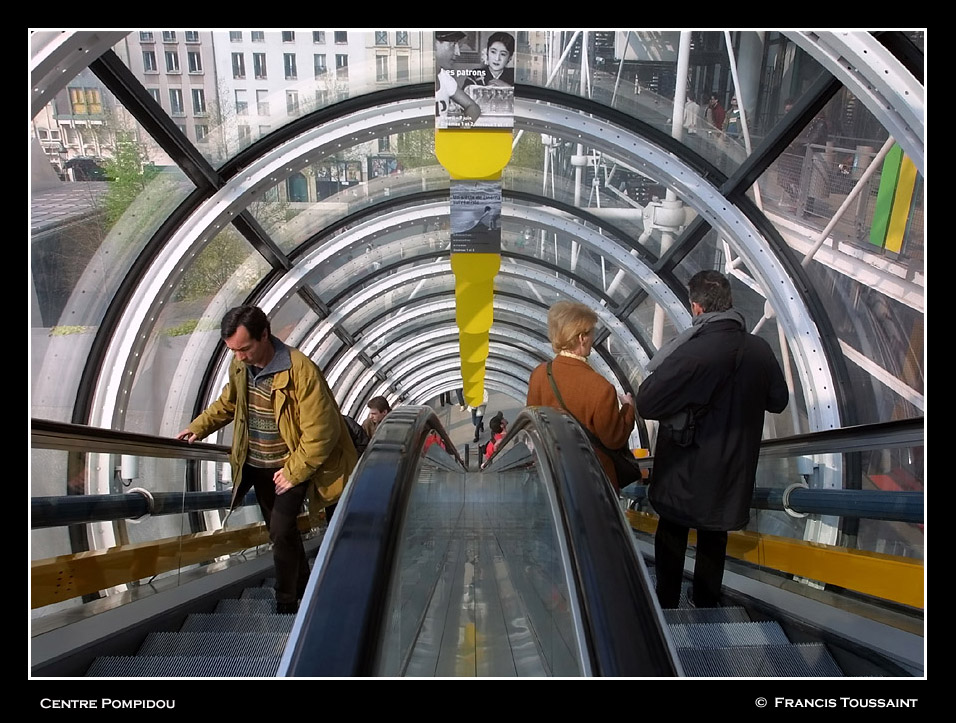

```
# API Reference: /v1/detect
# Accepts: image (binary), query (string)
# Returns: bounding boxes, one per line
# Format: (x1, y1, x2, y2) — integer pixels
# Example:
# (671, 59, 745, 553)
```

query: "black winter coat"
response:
(635, 319, 789, 531)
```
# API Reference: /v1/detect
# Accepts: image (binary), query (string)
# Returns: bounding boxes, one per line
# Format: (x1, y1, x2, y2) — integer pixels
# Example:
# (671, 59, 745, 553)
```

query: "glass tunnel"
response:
(30, 30, 925, 679)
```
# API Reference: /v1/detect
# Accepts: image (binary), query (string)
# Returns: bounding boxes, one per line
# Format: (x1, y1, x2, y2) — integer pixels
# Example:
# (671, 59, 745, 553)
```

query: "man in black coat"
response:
(635, 271, 789, 608)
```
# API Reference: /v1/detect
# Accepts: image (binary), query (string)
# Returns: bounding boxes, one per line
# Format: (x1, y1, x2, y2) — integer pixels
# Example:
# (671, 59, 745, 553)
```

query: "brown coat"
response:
(527, 355, 635, 489)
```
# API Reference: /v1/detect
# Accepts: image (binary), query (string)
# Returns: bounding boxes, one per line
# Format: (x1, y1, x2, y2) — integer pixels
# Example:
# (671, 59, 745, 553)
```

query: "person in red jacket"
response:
(483, 412, 508, 463)
(705, 93, 725, 132)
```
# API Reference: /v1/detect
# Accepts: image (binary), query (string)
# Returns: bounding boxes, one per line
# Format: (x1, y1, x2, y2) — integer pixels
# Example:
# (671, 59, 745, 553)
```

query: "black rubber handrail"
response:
(281, 405, 463, 676)
(283, 405, 678, 677)
(514, 406, 678, 677)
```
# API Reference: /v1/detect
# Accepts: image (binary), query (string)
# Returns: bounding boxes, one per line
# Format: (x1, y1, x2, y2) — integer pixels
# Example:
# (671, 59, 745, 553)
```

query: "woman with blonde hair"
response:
(526, 300, 636, 490)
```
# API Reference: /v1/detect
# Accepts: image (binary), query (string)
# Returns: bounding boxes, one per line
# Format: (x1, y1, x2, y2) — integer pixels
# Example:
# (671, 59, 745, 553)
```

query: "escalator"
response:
(30, 409, 923, 678)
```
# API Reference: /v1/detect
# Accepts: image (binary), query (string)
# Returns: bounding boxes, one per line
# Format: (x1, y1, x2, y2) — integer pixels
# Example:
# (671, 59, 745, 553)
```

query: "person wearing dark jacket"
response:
(635, 271, 789, 608)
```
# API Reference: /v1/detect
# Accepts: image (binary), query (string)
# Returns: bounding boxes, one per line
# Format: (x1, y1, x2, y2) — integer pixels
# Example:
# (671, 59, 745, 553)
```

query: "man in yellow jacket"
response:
(177, 305, 357, 615)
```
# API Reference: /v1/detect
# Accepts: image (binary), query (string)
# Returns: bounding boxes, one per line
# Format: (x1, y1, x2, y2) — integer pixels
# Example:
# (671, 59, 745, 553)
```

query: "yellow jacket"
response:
(188, 343, 357, 511)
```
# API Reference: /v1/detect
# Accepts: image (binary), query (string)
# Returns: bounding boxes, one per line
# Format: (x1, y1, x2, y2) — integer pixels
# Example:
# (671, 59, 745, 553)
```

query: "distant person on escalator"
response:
(362, 396, 391, 439)
(635, 271, 789, 609)
(483, 412, 508, 464)
(526, 300, 635, 491)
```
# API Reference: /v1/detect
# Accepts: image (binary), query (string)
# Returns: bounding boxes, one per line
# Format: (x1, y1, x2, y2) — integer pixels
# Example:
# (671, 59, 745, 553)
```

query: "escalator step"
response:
(669, 621, 790, 649)
(664, 607, 751, 625)
(137, 632, 289, 657)
(215, 598, 279, 614)
(86, 655, 282, 678)
(180, 614, 295, 633)
(678, 643, 844, 677)
(241, 587, 276, 600)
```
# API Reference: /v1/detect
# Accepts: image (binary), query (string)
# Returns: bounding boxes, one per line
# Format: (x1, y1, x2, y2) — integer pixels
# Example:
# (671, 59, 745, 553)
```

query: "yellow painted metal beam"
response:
(625, 510, 923, 609)
(30, 515, 318, 609)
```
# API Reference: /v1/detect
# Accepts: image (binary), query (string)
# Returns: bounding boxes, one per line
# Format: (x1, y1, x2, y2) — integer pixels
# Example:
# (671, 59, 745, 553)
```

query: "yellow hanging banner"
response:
(434, 31, 516, 408)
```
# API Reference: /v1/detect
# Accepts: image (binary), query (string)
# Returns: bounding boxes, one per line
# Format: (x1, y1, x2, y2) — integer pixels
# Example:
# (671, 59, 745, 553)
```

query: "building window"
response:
(378, 137, 391, 152)
(169, 88, 184, 116)
(282, 31, 295, 42)
(253, 52, 267, 79)
(139, 32, 154, 43)
(147, 88, 161, 105)
(69, 87, 102, 115)
(313, 31, 325, 44)
(237, 125, 251, 142)
(192, 88, 206, 115)
(315, 89, 329, 106)
(259, 125, 271, 137)
(314, 54, 327, 77)
(162, 31, 177, 43)
(229, 31, 242, 42)
(284, 53, 297, 80)
(287, 172, 308, 202)
(235, 89, 248, 115)
(232, 52, 245, 79)
(286, 90, 300, 116)
(334, 31, 348, 44)
(257, 89, 270, 116)
(396, 31, 409, 46)
(185, 31, 200, 43)
(143, 50, 157, 73)
(375, 31, 388, 46)
(396, 54, 409, 82)
(336, 54, 349, 80)
(251, 31, 265, 42)
(165, 50, 180, 73)
(376, 54, 388, 82)
(195, 124, 209, 142)
(187, 51, 202, 74)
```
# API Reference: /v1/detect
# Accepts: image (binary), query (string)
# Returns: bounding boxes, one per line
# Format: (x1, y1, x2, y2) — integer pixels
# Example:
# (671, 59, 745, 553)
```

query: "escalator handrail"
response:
(281, 405, 464, 676)
(514, 406, 678, 677)
(622, 484, 923, 523)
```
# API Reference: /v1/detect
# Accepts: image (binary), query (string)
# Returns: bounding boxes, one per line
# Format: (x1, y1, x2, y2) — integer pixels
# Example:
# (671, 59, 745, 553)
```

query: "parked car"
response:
(64, 157, 110, 182)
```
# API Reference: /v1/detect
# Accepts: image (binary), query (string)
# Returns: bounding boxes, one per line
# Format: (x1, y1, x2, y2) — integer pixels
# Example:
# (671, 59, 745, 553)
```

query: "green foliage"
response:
(395, 129, 438, 171)
(510, 131, 545, 170)
(173, 228, 253, 302)
(48, 325, 93, 336)
(101, 131, 159, 227)
(164, 319, 199, 337)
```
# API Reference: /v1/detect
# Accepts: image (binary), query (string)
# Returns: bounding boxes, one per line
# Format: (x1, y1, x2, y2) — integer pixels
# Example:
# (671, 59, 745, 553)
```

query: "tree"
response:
(100, 131, 158, 227)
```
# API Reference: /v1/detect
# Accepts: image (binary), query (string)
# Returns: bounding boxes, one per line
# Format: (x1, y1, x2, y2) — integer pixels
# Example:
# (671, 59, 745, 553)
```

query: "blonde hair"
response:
(547, 301, 598, 353)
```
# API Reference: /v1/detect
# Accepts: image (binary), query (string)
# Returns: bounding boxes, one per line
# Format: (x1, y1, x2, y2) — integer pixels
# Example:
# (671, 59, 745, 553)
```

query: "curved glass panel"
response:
(113, 30, 433, 167)
(125, 224, 271, 435)
(515, 31, 830, 174)
(31, 82, 194, 423)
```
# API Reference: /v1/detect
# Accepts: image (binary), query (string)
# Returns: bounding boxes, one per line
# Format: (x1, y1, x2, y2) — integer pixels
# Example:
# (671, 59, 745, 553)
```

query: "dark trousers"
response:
(654, 516, 728, 608)
(244, 465, 310, 605)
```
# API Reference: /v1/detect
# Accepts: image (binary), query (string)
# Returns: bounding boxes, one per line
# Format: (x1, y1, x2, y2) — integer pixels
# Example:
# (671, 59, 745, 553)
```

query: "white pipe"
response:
(800, 136, 897, 268)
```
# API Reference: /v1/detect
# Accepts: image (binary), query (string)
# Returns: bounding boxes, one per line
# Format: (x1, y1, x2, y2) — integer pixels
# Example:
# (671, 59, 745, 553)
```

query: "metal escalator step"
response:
(664, 607, 751, 625)
(241, 587, 276, 599)
(137, 632, 289, 657)
(678, 643, 845, 677)
(669, 621, 790, 649)
(215, 598, 278, 614)
(86, 655, 282, 677)
(180, 614, 295, 633)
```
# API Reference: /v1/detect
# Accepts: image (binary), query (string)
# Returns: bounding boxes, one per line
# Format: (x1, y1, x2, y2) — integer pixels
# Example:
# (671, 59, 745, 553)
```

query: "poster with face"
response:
(435, 31, 515, 130)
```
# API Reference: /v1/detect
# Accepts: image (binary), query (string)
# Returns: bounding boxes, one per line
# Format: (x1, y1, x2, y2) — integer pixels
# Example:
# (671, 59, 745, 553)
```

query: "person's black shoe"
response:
(276, 601, 299, 615)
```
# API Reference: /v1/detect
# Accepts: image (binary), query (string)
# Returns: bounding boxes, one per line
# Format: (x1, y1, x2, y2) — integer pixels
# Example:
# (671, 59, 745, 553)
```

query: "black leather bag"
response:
(660, 408, 697, 448)
(546, 361, 643, 486)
